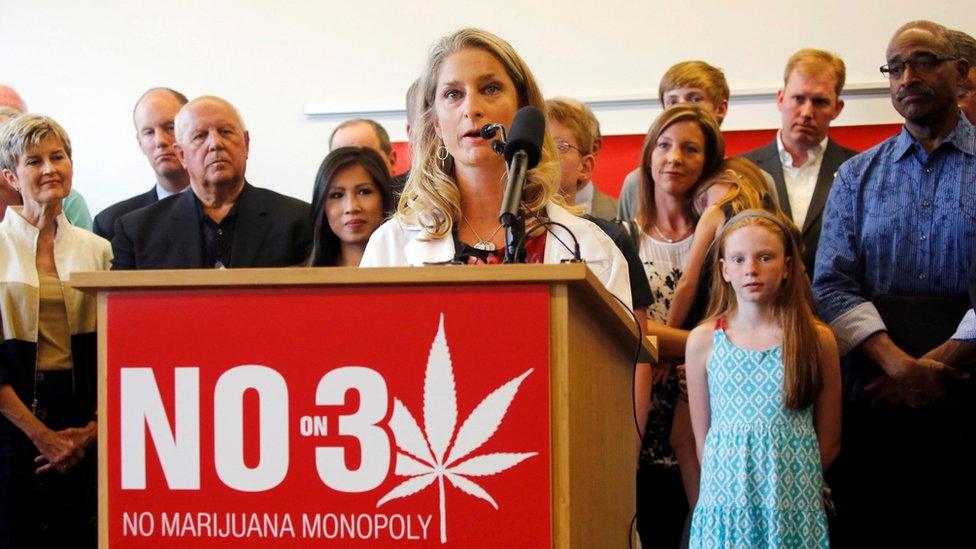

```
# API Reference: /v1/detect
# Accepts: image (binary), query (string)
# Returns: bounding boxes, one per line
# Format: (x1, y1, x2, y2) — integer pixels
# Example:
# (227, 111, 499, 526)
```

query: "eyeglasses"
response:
(555, 141, 586, 155)
(880, 54, 956, 78)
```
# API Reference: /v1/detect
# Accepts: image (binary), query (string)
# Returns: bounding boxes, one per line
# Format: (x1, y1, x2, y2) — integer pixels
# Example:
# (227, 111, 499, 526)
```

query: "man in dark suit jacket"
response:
(742, 49, 857, 275)
(94, 88, 191, 240)
(112, 95, 311, 269)
(94, 188, 157, 240)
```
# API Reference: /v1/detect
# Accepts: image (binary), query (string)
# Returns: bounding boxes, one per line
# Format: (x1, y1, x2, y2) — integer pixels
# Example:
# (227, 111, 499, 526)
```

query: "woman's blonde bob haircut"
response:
(0, 114, 72, 173)
(396, 28, 560, 239)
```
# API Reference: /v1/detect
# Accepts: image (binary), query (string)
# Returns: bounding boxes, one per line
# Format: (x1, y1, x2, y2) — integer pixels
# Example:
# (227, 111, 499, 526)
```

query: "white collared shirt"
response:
(777, 131, 828, 229)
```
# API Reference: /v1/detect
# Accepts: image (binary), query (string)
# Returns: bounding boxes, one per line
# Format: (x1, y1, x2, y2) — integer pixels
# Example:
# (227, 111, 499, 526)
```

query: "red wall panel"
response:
(391, 123, 902, 199)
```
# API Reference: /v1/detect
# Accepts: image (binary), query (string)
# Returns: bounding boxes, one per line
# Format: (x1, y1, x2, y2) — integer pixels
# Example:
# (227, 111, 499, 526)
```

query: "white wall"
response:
(2, 0, 973, 214)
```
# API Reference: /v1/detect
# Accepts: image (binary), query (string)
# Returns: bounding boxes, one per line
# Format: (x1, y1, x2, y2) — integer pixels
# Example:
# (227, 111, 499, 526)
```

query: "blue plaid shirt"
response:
(814, 114, 976, 355)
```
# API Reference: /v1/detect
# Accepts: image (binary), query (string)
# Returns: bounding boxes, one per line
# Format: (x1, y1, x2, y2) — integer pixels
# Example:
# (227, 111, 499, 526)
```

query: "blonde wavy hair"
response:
(694, 157, 775, 217)
(397, 28, 561, 239)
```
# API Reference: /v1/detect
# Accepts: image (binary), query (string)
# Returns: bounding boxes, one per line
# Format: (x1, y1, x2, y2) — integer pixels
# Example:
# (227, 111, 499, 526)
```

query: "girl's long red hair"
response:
(705, 213, 822, 409)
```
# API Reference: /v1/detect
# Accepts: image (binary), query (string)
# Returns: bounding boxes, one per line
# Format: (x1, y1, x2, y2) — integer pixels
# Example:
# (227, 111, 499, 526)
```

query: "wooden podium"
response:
(73, 264, 656, 548)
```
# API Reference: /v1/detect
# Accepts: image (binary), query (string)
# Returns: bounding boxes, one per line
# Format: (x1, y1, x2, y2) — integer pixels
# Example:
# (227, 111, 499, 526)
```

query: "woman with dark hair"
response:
(307, 146, 393, 266)
(629, 104, 724, 548)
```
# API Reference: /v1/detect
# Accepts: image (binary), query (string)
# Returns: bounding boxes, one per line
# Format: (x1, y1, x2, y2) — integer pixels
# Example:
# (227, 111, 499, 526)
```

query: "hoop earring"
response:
(436, 142, 449, 168)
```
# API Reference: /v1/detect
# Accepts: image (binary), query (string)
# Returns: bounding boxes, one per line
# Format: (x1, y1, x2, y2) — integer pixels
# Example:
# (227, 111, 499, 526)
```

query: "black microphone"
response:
(499, 107, 545, 227)
(502, 106, 545, 169)
(499, 106, 546, 262)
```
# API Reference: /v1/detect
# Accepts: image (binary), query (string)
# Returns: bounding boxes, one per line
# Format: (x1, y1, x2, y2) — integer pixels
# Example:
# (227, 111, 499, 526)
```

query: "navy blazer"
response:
(111, 183, 311, 270)
(93, 187, 158, 241)
(742, 138, 857, 276)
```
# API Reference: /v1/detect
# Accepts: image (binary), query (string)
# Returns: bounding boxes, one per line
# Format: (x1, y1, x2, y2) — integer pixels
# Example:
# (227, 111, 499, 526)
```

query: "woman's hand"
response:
(676, 363, 688, 399)
(63, 421, 98, 451)
(32, 422, 95, 474)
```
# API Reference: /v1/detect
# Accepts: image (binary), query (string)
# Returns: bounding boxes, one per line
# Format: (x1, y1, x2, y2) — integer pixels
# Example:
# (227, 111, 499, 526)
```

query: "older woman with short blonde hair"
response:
(0, 114, 110, 547)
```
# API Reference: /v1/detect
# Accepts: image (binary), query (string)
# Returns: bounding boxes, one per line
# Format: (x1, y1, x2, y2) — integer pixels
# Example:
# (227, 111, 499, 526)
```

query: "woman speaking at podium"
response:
(0, 114, 109, 547)
(360, 28, 632, 310)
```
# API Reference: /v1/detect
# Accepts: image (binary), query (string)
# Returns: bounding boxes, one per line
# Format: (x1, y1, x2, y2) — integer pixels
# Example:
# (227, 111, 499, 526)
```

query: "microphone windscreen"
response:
(504, 106, 545, 169)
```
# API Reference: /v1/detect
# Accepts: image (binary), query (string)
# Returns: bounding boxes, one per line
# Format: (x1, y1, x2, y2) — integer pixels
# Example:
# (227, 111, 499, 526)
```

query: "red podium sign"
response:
(104, 285, 551, 547)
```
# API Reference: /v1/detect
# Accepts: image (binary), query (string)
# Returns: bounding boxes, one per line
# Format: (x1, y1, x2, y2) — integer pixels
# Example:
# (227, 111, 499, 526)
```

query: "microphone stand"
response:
(500, 149, 528, 264)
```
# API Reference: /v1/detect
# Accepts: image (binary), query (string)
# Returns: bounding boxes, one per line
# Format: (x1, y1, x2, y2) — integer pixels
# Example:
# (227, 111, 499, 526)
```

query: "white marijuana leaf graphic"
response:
(376, 314, 537, 543)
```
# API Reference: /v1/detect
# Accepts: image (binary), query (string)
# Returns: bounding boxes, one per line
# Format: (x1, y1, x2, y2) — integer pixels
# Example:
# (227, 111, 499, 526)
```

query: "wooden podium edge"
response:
(71, 264, 589, 289)
(550, 284, 572, 547)
(550, 281, 641, 548)
(97, 293, 109, 548)
(71, 265, 656, 362)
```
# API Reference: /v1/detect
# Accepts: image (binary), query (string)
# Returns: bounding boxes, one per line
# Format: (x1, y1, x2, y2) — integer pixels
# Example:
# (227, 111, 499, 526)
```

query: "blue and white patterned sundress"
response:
(689, 322, 828, 549)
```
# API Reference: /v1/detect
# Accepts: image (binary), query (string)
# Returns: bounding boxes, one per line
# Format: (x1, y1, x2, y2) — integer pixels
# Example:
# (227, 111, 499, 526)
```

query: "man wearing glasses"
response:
(813, 19, 975, 547)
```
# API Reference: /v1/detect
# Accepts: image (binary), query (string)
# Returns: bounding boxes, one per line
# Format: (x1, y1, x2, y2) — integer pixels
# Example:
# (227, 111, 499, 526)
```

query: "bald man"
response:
(389, 79, 422, 197)
(93, 88, 191, 240)
(329, 119, 397, 174)
(111, 95, 311, 269)
(0, 85, 27, 112)
(0, 107, 23, 221)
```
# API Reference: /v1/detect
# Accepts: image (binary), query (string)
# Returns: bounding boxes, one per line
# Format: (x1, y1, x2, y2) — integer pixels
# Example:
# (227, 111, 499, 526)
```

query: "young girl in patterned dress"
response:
(685, 210, 841, 548)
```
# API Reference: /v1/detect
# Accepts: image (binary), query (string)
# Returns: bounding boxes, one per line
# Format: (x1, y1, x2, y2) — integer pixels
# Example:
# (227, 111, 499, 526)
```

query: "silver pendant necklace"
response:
(653, 223, 683, 244)
(463, 217, 504, 251)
